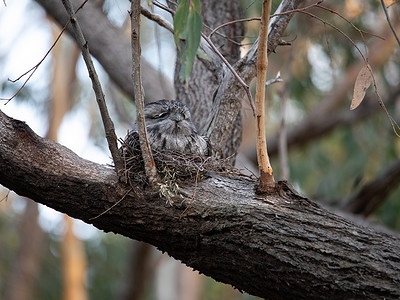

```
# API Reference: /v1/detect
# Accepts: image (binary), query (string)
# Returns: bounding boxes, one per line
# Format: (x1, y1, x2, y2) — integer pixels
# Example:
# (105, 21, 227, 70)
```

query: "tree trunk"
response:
(1, 110, 399, 299)
(4, 200, 44, 300)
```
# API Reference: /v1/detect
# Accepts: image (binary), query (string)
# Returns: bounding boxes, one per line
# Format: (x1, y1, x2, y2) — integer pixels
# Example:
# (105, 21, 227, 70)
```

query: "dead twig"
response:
(0, 0, 89, 104)
(89, 188, 133, 220)
(380, 0, 400, 48)
(208, 17, 261, 39)
(141, 6, 173, 33)
(131, 0, 159, 186)
(60, 0, 125, 180)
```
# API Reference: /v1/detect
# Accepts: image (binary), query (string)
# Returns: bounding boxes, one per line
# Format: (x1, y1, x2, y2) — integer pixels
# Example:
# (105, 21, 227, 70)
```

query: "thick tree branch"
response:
(36, 0, 174, 101)
(1, 110, 400, 299)
(342, 158, 400, 217)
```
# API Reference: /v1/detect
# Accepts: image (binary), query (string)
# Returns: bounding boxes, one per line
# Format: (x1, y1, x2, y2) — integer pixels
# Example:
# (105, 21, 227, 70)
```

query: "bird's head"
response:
(144, 99, 196, 135)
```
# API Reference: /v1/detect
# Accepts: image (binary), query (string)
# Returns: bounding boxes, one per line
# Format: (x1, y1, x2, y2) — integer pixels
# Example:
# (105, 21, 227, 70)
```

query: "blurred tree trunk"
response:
(4, 199, 44, 300)
(48, 24, 88, 300)
(62, 216, 88, 300)
(118, 241, 153, 300)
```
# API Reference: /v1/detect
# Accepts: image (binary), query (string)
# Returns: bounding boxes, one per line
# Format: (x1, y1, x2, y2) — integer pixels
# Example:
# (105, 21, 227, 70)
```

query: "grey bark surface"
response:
(1, 110, 400, 300)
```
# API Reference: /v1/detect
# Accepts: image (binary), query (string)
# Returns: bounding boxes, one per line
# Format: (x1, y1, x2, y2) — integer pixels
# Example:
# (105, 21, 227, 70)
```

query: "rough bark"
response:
(35, 0, 174, 102)
(1, 110, 400, 299)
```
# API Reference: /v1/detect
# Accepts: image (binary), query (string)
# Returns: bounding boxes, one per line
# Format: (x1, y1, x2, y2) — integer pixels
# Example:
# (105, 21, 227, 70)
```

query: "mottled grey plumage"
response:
(126, 99, 211, 156)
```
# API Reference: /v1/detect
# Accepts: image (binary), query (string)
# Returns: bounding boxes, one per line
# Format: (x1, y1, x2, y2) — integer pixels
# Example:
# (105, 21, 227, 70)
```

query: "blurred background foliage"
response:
(0, 0, 399, 299)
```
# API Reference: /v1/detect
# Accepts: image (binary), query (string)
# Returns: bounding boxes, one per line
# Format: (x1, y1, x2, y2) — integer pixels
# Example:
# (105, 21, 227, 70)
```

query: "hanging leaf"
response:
(173, 0, 203, 83)
(350, 64, 372, 110)
(173, 0, 189, 57)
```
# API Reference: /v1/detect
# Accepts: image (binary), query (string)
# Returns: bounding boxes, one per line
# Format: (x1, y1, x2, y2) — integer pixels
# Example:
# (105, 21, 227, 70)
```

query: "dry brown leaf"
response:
(350, 64, 372, 110)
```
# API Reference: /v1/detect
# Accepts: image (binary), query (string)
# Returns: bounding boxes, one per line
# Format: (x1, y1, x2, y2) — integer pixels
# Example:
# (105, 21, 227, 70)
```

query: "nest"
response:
(118, 133, 228, 185)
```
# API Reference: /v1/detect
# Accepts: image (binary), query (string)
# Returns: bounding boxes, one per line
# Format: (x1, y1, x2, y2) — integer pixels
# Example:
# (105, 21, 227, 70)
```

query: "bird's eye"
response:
(154, 112, 168, 119)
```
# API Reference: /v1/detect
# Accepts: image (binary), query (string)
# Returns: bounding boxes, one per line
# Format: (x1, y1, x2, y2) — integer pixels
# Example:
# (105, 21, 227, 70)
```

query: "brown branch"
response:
(201, 33, 256, 115)
(380, 0, 400, 47)
(140, 6, 174, 33)
(208, 17, 261, 39)
(60, 0, 124, 179)
(130, 0, 158, 185)
(342, 158, 400, 217)
(203, 0, 306, 159)
(255, 0, 275, 193)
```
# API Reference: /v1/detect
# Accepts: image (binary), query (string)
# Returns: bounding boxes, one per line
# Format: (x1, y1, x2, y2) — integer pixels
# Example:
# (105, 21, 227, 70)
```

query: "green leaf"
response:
(173, 0, 189, 57)
(196, 48, 211, 61)
(173, 0, 203, 83)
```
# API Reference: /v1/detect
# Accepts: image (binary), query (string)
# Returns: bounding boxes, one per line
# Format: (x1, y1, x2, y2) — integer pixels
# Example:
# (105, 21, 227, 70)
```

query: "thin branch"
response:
(131, 0, 158, 185)
(90, 188, 133, 220)
(203, 23, 244, 46)
(140, 6, 173, 33)
(292, 9, 400, 137)
(152, 0, 174, 14)
(0, 1, 89, 104)
(255, 0, 275, 193)
(201, 33, 256, 115)
(380, 0, 400, 48)
(265, 71, 283, 86)
(60, 0, 125, 180)
(208, 17, 261, 39)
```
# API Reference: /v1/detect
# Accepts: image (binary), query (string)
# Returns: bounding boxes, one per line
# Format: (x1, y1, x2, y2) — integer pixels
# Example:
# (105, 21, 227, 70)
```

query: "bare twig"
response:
(255, 0, 275, 193)
(140, 6, 173, 33)
(89, 188, 133, 220)
(278, 58, 292, 181)
(0, 1, 88, 104)
(153, 0, 174, 14)
(380, 0, 400, 48)
(131, 0, 158, 185)
(201, 33, 256, 115)
(265, 71, 283, 86)
(208, 17, 261, 39)
(60, 0, 125, 180)
(0, 190, 10, 202)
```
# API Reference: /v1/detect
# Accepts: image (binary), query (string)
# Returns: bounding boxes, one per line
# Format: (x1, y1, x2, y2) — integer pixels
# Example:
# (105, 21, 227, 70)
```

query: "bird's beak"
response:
(169, 113, 184, 122)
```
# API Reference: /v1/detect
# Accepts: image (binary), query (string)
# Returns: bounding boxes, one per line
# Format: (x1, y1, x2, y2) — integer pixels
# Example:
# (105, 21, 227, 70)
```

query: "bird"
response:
(124, 99, 211, 157)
